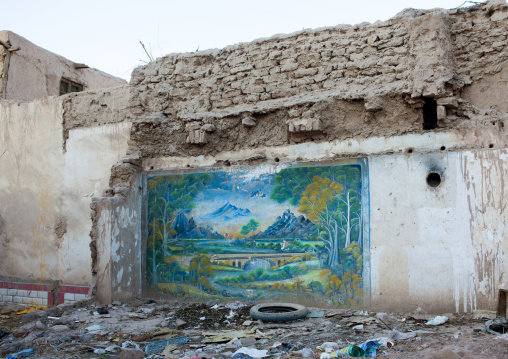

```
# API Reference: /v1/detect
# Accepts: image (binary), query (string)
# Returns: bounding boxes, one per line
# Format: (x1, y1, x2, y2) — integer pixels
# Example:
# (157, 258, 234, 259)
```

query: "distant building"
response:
(0, 31, 125, 101)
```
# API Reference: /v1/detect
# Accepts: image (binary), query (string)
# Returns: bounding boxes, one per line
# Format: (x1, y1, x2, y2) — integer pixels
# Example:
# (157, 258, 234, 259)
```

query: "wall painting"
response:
(144, 161, 369, 307)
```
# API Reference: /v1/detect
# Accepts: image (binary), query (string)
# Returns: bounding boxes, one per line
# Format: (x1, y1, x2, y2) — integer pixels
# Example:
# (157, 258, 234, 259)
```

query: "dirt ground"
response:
(1, 299, 508, 358)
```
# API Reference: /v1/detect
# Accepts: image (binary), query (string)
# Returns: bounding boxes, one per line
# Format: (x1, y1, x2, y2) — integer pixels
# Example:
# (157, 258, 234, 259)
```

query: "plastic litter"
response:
(86, 324, 107, 331)
(375, 312, 391, 329)
(144, 336, 189, 354)
(225, 301, 248, 310)
(231, 354, 254, 359)
(321, 345, 366, 358)
(97, 307, 109, 314)
(426, 316, 448, 326)
(226, 309, 237, 319)
(6, 349, 34, 359)
(316, 342, 341, 353)
(359, 340, 381, 357)
(93, 349, 106, 354)
(307, 312, 325, 318)
(390, 329, 416, 340)
(281, 343, 296, 352)
(106, 345, 120, 352)
(233, 347, 269, 358)
(122, 341, 141, 349)
(50, 336, 72, 345)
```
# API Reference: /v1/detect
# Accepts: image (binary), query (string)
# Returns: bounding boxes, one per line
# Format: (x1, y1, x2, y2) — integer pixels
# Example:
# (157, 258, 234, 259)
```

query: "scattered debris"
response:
(426, 316, 449, 326)
(1, 299, 507, 358)
(144, 336, 189, 354)
(233, 347, 269, 358)
(202, 329, 256, 343)
(86, 324, 107, 331)
(6, 348, 33, 359)
(250, 302, 309, 322)
(97, 307, 109, 315)
(485, 318, 508, 335)
(307, 312, 325, 318)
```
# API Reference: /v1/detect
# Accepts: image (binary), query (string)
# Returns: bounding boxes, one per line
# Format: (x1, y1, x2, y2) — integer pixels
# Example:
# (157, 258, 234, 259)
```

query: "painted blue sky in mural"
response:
(187, 169, 299, 235)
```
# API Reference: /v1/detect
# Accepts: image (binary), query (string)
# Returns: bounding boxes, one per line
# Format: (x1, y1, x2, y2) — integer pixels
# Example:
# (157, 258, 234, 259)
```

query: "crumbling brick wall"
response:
(122, 2, 508, 162)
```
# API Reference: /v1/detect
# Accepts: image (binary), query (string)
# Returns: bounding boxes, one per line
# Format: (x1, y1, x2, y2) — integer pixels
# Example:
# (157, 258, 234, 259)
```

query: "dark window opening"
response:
(423, 97, 438, 130)
(426, 172, 442, 188)
(60, 78, 83, 95)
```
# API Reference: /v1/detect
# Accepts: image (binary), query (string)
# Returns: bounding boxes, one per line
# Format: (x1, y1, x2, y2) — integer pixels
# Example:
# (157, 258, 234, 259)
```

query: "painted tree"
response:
(270, 165, 363, 264)
(298, 176, 344, 266)
(146, 221, 165, 286)
(333, 166, 362, 249)
(147, 173, 213, 256)
(240, 218, 260, 238)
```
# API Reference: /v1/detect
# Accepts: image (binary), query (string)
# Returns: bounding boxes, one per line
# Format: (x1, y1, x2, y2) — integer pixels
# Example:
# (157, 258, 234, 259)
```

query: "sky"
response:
(3, 0, 472, 81)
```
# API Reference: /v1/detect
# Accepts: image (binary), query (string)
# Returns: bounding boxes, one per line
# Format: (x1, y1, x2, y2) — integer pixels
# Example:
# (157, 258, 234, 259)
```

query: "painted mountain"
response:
(261, 209, 314, 239)
(199, 202, 252, 221)
(172, 211, 224, 239)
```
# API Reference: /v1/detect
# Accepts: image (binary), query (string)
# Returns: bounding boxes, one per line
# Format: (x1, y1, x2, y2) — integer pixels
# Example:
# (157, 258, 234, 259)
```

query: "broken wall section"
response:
(0, 92, 131, 302)
(127, 2, 508, 160)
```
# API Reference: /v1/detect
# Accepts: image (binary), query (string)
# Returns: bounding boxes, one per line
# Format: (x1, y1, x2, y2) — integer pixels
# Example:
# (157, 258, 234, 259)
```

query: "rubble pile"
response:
(1, 299, 508, 358)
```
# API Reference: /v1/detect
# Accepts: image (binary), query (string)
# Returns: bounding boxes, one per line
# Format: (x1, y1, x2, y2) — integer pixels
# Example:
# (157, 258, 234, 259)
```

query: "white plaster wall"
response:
(369, 150, 508, 312)
(0, 97, 131, 285)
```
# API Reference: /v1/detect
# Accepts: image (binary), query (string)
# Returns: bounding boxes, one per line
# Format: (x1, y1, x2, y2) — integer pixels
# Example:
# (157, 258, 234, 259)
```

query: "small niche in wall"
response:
(423, 97, 438, 130)
(426, 172, 442, 188)
(60, 78, 83, 95)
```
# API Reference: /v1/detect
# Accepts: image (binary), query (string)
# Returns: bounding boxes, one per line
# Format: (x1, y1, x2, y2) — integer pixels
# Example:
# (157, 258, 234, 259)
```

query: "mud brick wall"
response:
(125, 2, 508, 160)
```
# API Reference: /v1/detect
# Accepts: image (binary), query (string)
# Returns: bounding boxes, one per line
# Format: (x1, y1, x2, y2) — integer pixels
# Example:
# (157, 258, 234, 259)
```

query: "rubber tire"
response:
(250, 302, 309, 322)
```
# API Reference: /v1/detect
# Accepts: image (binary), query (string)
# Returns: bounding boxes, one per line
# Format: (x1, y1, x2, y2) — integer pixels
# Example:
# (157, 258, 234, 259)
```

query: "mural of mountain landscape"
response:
(145, 162, 368, 307)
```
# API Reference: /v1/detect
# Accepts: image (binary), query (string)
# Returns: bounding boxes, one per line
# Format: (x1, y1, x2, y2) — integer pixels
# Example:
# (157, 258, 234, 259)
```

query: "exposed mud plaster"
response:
(53, 215, 67, 248)
(461, 61, 508, 113)
(460, 149, 508, 310)
(141, 129, 503, 172)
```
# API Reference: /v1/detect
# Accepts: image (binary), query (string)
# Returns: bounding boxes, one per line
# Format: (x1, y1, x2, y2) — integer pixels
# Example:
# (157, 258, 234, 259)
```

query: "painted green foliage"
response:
(240, 218, 260, 238)
(145, 163, 365, 307)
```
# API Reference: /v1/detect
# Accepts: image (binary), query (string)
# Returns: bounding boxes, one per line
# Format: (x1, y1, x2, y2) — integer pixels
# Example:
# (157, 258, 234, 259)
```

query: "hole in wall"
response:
(440, 146, 446, 151)
(489, 144, 494, 148)
(274, 157, 280, 162)
(423, 97, 438, 130)
(426, 172, 442, 188)
(407, 148, 414, 154)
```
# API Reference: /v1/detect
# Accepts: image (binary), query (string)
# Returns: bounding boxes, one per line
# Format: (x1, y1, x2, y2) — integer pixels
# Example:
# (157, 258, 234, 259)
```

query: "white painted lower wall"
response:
(368, 150, 507, 312)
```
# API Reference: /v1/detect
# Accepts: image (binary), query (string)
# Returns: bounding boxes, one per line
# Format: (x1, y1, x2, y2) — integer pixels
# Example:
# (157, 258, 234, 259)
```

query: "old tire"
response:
(250, 302, 309, 322)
